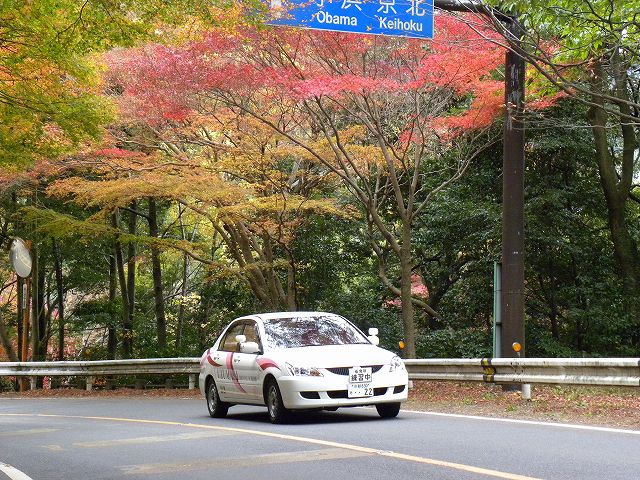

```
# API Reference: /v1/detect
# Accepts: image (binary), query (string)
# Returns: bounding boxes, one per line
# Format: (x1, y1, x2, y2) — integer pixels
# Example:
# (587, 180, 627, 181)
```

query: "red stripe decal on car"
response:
(207, 355, 222, 367)
(199, 349, 209, 367)
(257, 358, 280, 370)
(227, 352, 247, 393)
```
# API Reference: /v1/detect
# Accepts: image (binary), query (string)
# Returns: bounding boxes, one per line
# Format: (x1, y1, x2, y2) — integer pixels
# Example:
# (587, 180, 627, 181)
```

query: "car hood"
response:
(267, 344, 396, 368)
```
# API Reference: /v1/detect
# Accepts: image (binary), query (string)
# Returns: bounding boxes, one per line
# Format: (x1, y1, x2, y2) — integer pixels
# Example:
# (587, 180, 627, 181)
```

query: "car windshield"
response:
(262, 315, 370, 349)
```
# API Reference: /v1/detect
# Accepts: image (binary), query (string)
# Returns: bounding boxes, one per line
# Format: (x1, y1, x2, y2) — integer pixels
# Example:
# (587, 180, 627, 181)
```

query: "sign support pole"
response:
(434, 2, 526, 360)
(9, 237, 33, 391)
(500, 19, 525, 359)
(20, 278, 31, 392)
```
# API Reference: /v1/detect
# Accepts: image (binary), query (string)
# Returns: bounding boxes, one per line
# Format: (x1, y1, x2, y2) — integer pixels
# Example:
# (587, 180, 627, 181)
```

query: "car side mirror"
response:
(239, 341, 261, 354)
(367, 328, 379, 346)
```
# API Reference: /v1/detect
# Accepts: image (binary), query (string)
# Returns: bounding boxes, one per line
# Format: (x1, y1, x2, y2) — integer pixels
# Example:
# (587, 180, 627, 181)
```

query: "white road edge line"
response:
(0, 463, 34, 480)
(398, 408, 640, 435)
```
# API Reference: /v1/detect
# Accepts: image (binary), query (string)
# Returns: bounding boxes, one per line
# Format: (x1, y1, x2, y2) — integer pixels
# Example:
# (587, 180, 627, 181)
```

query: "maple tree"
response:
(105, 17, 519, 357)
(40, 109, 344, 326)
(0, 0, 260, 170)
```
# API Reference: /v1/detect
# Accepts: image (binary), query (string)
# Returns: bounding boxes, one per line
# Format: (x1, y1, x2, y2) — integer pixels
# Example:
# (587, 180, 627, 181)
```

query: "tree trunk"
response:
(286, 251, 297, 311)
(112, 211, 131, 358)
(606, 204, 639, 292)
(30, 242, 39, 361)
(400, 220, 416, 358)
(176, 252, 187, 353)
(176, 204, 187, 354)
(148, 197, 167, 351)
(0, 314, 17, 362)
(30, 243, 47, 362)
(108, 252, 118, 360)
(125, 201, 137, 356)
(587, 59, 640, 296)
(548, 256, 559, 340)
(36, 252, 46, 360)
(52, 239, 65, 361)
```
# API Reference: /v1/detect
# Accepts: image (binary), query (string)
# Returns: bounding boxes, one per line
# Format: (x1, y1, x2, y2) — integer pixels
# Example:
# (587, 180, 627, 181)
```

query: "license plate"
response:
(348, 367, 373, 398)
(348, 383, 373, 398)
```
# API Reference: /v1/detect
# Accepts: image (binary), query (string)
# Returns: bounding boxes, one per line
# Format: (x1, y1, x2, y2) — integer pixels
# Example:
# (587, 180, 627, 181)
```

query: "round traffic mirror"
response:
(9, 238, 32, 278)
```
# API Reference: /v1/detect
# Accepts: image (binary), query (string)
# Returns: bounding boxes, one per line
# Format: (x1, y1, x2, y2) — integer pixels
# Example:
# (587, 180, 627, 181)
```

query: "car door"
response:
(215, 322, 245, 400)
(232, 320, 263, 403)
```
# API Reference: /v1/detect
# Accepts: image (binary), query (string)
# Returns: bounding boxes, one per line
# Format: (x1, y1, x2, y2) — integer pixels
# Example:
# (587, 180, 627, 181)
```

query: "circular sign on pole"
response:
(9, 238, 32, 278)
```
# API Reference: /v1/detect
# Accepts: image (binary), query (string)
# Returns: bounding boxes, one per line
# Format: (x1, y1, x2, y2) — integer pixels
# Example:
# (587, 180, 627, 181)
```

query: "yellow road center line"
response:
(0, 413, 543, 480)
(42, 445, 64, 452)
(0, 428, 58, 437)
(121, 448, 368, 475)
(75, 430, 236, 448)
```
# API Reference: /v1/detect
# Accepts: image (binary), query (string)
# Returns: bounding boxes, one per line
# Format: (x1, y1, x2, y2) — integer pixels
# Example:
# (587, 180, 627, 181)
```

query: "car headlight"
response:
(389, 355, 405, 372)
(285, 363, 324, 377)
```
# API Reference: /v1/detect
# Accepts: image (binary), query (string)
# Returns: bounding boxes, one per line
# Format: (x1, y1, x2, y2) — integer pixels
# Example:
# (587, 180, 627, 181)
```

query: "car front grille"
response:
(325, 365, 383, 376)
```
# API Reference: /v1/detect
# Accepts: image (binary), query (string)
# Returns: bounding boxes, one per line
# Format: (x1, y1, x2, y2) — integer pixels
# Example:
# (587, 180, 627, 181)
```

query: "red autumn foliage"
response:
(105, 16, 523, 136)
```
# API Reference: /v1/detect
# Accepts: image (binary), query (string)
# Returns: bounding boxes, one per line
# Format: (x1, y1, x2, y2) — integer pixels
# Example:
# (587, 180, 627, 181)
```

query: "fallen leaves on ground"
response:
(406, 381, 640, 429)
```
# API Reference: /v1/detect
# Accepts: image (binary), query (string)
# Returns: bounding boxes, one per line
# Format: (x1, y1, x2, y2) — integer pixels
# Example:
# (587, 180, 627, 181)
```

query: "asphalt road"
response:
(1, 397, 639, 480)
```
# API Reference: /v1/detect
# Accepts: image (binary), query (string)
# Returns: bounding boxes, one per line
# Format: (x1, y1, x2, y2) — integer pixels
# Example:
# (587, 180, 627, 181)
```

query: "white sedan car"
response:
(198, 311, 408, 423)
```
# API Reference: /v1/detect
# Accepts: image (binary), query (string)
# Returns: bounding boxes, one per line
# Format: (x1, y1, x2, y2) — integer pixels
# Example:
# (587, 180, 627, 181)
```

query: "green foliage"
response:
(413, 100, 639, 357)
(0, 376, 15, 392)
(292, 215, 405, 352)
(417, 328, 491, 359)
(493, 0, 639, 55)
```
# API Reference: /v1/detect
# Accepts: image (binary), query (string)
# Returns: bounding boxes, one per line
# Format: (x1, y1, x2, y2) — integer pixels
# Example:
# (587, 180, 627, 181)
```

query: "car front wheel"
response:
(375, 402, 401, 419)
(206, 379, 229, 418)
(266, 379, 290, 424)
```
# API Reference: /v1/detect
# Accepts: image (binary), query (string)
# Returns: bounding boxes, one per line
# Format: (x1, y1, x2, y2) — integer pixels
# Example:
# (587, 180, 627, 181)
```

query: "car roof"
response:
(246, 311, 340, 321)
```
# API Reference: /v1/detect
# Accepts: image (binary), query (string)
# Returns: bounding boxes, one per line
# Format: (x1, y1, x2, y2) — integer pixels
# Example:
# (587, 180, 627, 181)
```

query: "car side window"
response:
(243, 321, 262, 352)
(220, 323, 245, 352)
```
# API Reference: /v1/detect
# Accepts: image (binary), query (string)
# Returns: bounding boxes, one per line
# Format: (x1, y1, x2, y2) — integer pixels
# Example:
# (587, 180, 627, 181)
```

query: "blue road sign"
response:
(266, 0, 434, 39)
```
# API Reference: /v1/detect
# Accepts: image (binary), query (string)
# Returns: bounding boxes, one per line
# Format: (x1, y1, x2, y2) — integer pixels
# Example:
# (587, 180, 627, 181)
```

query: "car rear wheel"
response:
(266, 379, 290, 424)
(375, 402, 401, 418)
(206, 379, 229, 418)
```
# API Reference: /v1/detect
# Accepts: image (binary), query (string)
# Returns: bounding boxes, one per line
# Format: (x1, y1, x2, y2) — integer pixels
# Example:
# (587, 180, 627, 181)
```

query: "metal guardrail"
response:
(404, 358, 640, 387)
(0, 358, 199, 391)
(1, 357, 639, 391)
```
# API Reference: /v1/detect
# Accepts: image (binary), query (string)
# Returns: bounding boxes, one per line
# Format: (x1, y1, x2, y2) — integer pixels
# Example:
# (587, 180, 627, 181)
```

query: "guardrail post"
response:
(86, 376, 94, 391)
(29, 376, 37, 390)
(188, 374, 196, 390)
(522, 383, 531, 400)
